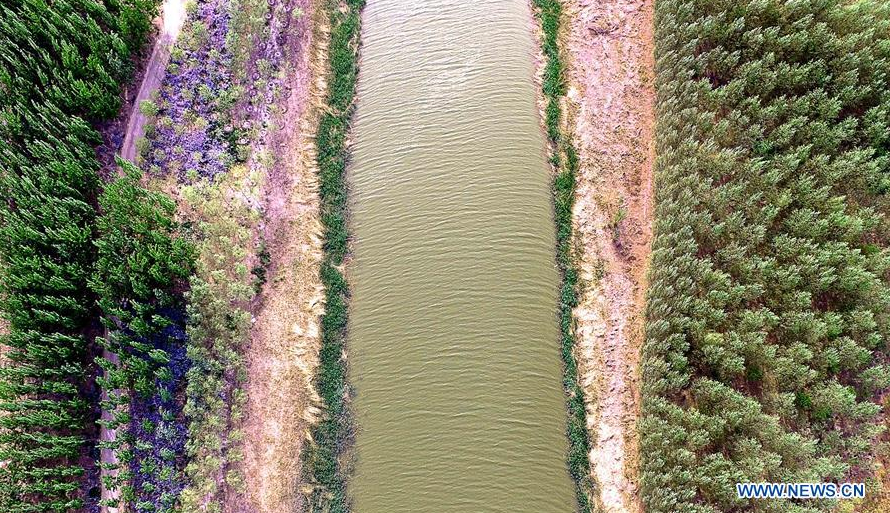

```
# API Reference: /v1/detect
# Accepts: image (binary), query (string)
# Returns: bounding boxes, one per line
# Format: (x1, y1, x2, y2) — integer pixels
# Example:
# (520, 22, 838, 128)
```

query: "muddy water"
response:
(347, 1, 574, 511)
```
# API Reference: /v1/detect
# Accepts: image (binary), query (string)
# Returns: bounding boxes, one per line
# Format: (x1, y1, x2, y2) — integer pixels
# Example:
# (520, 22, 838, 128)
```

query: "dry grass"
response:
(234, 3, 330, 512)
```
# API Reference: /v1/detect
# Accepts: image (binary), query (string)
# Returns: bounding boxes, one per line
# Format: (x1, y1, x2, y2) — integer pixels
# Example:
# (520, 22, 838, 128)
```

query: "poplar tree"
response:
(90, 162, 193, 510)
(0, 0, 160, 509)
(642, 1, 890, 511)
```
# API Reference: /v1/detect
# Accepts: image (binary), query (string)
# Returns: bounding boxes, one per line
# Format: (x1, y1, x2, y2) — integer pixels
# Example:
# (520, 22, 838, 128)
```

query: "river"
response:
(346, 1, 575, 511)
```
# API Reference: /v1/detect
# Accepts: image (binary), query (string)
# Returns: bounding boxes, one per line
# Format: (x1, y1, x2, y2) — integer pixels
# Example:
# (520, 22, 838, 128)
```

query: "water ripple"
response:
(346, 1, 575, 512)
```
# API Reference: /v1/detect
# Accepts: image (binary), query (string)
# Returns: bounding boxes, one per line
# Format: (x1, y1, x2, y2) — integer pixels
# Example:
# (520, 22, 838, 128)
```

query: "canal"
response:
(346, 1, 575, 511)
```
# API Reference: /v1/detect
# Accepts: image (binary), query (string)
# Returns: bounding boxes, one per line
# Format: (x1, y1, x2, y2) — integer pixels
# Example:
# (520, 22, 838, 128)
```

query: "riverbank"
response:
(532, 0, 598, 511)
(533, 0, 655, 511)
(562, 0, 654, 511)
(111, 0, 326, 510)
(300, 0, 363, 511)
(236, 0, 326, 510)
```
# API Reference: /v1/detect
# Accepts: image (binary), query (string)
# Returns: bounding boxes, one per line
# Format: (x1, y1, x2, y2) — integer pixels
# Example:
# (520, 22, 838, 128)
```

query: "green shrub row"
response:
(532, 1, 597, 511)
(0, 1, 159, 510)
(302, 1, 364, 511)
(179, 173, 258, 512)
(642, 1, 890, 511)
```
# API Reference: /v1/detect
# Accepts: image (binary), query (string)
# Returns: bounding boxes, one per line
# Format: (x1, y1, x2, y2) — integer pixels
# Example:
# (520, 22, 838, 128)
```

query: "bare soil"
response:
(232, 3, 327, 512)
(561, 0, 655, 511)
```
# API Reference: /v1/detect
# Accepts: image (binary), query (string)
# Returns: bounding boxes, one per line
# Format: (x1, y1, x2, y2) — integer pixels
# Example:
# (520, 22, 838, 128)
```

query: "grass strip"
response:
(532, 1, 597, 511)
(303, 0, 364, 511)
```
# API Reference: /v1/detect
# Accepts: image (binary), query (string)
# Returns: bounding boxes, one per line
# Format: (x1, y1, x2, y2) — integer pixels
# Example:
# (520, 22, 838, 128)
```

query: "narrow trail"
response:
(100, 2, 187, 511)
(98, 351, 120, 512)
(120, 0, 187, 163)
(562, 0, 655, 511)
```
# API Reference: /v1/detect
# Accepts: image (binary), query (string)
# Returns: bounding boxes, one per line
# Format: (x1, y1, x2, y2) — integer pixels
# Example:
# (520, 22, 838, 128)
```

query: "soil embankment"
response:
(235, 1, 325, 511)
(562, 0, 655, 511)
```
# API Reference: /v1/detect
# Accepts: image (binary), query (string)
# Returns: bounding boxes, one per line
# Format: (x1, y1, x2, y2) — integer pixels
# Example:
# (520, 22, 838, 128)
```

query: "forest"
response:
(641, 0, 890, 511)
(0, 0, 166, 510)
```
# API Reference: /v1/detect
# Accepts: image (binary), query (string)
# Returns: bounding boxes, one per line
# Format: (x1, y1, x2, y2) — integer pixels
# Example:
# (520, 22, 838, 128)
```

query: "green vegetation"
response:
(642, 1, 890, 511)
(226, 0, 271, 79)
(532, 1, 597, 511)
(302, 0, 364, 511)
(92, 162, 193, 404)
(142, 0, 304, 507)
(91, 162, 194, 511)
(0, 1, 158, 510)
(179, 169, 259, 512)
(1, 0, 158, 122)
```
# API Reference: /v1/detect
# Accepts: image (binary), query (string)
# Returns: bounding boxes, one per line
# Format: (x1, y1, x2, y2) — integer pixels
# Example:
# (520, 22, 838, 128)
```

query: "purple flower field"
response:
(143, 0, 234, 180)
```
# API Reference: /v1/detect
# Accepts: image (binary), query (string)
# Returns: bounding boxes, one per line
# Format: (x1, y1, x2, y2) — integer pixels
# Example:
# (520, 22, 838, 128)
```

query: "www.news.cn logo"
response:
(737, 483, 865, 499)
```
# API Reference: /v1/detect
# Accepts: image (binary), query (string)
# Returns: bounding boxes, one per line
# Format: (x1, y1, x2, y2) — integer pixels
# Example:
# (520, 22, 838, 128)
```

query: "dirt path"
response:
(234, 3, 325, 512)
(120, 0, 187, 163)
(562, 0, 655, 511)
(99, 350, 121, 512)
(0, 318, 7, 362)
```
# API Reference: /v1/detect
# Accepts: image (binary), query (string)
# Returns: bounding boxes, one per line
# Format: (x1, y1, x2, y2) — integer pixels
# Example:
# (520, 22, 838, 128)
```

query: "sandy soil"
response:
(120, 0, 187, 163)
(232, 3, 327, 512)
(561, 1, 655, 511)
